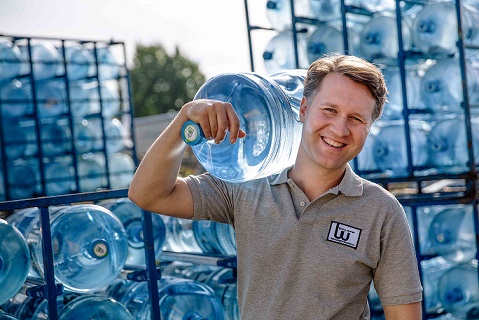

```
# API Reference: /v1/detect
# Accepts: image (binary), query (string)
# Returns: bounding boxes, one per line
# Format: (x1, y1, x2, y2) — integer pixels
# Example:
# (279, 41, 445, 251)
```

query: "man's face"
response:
(298, 72, 376, 172)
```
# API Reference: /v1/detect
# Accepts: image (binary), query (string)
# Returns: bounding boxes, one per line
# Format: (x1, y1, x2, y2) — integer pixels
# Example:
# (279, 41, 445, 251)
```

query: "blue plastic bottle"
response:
(7, 204, 128, 292)
(0, 39, 22, 81)
(265, 0, 313, 31)
(0, 219, 30, 306)
(0, 79, 33, 119)
(62, 43, 94, 81)
(106, 276, 225, 320)
(34, 80, 67, 119)
(93, 46, 120, 81)
(43, 159, 75, 196)
(309, 0, 341, 22)
(263, 31, 309, 73)
(6, 159, 39, 200)
(39, 118, 72, 157)
(106, 153, 136, 189)
(99, 197, 166, 267)
(88, 82, 121, 117)
(184, 71, 304, 182)
(19, 42, 61, 80)
(59, 294, 134, 320)
(162, 216, 203, 253)
(192, 220, 236, 256)
(372, 120, 429, 177)
(438, 261, 479, 319)
(77, 153, 107, 192)
(420, 256, 456, 314)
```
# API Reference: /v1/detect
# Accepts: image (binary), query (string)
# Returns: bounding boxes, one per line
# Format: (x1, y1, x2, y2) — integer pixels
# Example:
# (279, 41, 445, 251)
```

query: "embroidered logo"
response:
(327, 221, 362, 249)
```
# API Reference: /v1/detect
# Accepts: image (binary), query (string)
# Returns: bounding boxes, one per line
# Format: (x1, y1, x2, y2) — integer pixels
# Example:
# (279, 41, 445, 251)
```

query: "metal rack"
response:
(243, 0, 479, 318)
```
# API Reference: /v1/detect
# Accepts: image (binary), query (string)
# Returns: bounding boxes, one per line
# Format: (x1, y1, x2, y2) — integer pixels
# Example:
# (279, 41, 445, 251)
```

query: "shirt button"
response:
(300, 201, 306, 206)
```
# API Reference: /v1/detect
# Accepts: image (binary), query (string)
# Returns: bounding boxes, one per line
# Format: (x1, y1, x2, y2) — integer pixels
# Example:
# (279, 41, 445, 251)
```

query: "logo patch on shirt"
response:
(327, 221, 362, 249)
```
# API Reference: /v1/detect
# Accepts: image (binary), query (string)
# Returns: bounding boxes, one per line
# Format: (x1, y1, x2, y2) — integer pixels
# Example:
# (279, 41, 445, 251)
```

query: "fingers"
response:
(186, 99, 245, 144)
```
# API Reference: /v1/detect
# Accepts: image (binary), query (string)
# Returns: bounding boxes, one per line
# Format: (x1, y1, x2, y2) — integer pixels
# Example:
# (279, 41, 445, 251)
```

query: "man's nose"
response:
(330, 116, 350, 137)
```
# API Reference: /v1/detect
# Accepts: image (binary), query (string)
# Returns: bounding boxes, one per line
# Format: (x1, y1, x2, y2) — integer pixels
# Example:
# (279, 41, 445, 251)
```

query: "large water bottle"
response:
(0, 39, 22, 81)
(106, 153, 136, 189)
(427, 115, 479, 172)
(359, 12, 413, 63)
(34, 80, 67, 119)
(309, 0, 341, 22)
(102, 118, 131, 154)
(381, 64, 425, 119)
(92, 46, 121, 81)
(99, 197, 166, 267)
(0, 80, 33, 119)
(43, 159, 75, 196)
(7, 204, 128, 292)
(106, 276, 225, 320)
(62, 43, 94, 81)
(420, 58, 479, 112)
(265, 0, 313, 31)
(6, 159, 40, 200)
(417, 204, 476, 263)
(438, 261, 479, 319)
(19, 42, 61, 80)
(306, 23, 361, 64)
(88, 81, 121, 118)
(39, 118, 72, 157)
(421, 256, 456, 314)
(412, 2, 479, 56)
(162, 216, 202, 253)
(0, 219, 30, 305)
(2, 120, 36, 160)
(73, 118, 104, 154)
(263, 31, 309, 73)
(372, 120, 429, 177)
(77, 153, 107, 192)
(68, 82, 94, 118)
(347, 0, 396, 12)
(193, 220, 236, 256)
(184, 71, 304, 182)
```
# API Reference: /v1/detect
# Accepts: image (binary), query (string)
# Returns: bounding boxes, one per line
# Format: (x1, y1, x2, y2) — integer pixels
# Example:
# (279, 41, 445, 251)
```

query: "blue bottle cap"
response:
(181, 120, 205, 146)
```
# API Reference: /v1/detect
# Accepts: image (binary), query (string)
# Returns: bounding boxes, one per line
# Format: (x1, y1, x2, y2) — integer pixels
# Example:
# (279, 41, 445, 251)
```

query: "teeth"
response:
(323, 137, 344, 148)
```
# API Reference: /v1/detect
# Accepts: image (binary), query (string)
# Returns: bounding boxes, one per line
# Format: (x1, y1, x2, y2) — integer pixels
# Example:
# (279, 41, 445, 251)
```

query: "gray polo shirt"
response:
(185, 165, 423, 319)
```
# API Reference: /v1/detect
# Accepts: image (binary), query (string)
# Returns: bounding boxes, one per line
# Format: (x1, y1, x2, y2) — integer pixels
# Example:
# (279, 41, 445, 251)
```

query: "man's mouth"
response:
(322, 137, 345, 148)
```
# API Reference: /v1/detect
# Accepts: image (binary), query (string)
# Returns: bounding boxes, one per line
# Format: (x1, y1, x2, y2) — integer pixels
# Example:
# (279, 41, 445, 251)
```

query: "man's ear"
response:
(299, 97, 308, 123)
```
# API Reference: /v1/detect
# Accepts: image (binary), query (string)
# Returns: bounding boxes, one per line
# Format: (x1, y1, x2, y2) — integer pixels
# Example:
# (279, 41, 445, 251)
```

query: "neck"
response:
(289, 159, 346, 201)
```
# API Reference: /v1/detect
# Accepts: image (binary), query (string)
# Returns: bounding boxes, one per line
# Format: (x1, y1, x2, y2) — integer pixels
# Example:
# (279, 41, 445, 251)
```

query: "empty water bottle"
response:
(0, 80, 33, 119)
(34, 80, 67, 119)
(372, 120, 429, 177)
(306, 23, 361, 64)
(309, 0, 341, 22)
(427, 115, 479, 172)
(0, 219, 30, 305)
(107, 153, 136, 189)
(43, 159, 75, 196)
(2, 120, 36, 160)
(1, 295, 49, 319)
(162, 216, 202, 253)
(7, 204, 128, 292)
(0, 39, 22, 81)
(263, 31, 309, 73)
(359, 12, 413, 63)
(421, 256, 456, 314)
(88, 81, 121, 117)
(59, 294, 134, 320)
(6, 159, 40, 200)
(19, 42, 61, 80)
(39, 118, 72, 157)
(106, 276, 225, 320)
(102, 118, 131, 154)
(265, 0, 313, 31)
(193, 220, 236, 255)
(77, 153, 107, 192)
(206, 268, 239, 320)
(347, 0, 395, 12)
(68, 82, 94, 118)
(62, 43, 94, 81)
(438, 261, 479, 319)
(412, 2, 479, 56)
(99, 197, 166, 267)
(73, 118, 103, 154)
(421, 58, 479, 112)
(185, 71, 303, 182)
(93, 46, 120, 81)
(162, 261, 222, 282)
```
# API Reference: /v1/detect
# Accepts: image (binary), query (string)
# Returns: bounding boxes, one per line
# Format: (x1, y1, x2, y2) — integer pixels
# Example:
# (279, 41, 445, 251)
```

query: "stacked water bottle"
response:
(0, 35, 136, 200)
(0, 196, 236, 319)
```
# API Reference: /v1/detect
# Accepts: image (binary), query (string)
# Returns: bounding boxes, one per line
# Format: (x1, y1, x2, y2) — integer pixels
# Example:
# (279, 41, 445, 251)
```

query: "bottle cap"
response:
(181, 120, 205, 146)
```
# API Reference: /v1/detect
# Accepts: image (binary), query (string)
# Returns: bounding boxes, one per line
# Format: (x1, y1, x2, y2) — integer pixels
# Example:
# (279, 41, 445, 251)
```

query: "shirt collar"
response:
(270, 164, 363, 197)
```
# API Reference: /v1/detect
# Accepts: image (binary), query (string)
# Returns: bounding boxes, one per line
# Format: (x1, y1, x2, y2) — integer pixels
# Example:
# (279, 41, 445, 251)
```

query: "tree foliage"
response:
(130, 43, 206, 117)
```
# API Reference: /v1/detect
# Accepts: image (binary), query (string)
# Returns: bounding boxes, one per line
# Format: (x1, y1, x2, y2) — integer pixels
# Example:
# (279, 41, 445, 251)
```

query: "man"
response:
(129, 53, 423, 319)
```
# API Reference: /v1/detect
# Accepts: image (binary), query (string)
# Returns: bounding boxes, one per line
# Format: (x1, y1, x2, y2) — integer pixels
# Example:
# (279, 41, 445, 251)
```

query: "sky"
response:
(0, 0, 275, 79)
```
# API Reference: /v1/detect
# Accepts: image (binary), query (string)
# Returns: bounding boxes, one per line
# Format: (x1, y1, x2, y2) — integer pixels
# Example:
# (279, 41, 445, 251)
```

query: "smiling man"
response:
(129, 53, 423, 319)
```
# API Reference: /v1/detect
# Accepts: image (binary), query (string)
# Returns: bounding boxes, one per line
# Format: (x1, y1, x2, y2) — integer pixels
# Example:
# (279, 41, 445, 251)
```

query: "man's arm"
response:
(128, 99, 245, 219)
(382, 302, 422, 320)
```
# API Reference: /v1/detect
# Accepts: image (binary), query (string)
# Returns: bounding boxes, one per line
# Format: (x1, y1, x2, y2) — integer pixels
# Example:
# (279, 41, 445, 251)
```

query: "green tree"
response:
(130, 43, 206, 117)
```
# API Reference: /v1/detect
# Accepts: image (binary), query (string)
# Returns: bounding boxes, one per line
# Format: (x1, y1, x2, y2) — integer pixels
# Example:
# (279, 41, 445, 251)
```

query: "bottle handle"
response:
(181, 120, 206, 146)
